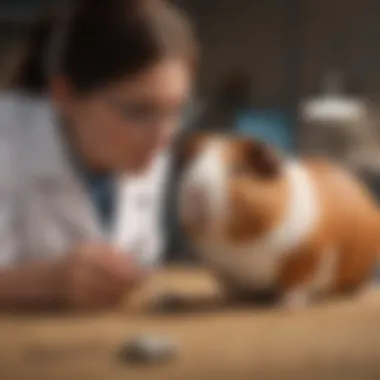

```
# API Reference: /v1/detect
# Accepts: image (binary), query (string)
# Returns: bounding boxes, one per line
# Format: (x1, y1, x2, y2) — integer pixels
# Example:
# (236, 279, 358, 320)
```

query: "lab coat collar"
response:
(26, 98, 104, 239)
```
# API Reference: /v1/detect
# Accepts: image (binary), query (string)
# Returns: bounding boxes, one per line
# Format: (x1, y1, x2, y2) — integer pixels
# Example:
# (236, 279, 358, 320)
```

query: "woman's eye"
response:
(107, 96, 188, 126)
(107, 97, 153, 122)
(121, 105, 152, 121)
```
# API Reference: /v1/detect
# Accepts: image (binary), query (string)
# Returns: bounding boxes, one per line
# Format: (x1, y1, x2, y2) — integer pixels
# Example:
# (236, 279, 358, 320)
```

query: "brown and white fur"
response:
(176, 133, 380, 309)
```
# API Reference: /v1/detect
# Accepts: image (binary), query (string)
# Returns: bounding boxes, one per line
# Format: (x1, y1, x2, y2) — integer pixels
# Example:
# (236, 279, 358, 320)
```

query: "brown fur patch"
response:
(278, 158, 380, 294)
(221, 139, 289, 243)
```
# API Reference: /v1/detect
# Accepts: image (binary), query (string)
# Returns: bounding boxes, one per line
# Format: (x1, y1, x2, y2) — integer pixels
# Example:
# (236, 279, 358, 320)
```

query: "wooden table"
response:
(1, 266, 380, 380)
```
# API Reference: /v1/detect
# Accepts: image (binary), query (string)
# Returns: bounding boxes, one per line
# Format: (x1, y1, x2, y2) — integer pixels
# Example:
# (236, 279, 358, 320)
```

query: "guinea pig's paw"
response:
(355, 281, 379, 303)
(278, 288, 312, 311)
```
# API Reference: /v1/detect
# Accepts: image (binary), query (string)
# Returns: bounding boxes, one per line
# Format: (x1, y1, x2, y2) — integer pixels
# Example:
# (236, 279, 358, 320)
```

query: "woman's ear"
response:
(242, 139, 281, 178)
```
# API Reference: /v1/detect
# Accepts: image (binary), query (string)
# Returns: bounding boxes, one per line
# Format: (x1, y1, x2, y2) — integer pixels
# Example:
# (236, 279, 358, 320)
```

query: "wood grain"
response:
(0, 266, 380, 380)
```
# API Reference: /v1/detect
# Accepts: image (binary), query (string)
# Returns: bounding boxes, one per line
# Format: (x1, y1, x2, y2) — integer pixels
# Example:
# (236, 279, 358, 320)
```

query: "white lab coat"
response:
(0, 91, 171, 268)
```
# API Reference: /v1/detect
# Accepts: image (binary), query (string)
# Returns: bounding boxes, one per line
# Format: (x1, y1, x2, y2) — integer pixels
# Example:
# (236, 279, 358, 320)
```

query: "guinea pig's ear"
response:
(243, 140, 281, 178)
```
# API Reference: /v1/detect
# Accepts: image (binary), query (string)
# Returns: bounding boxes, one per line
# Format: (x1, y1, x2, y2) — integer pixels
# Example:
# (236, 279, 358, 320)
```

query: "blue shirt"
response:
(59, 127, 115, 230)
(77, 168, 115, 230)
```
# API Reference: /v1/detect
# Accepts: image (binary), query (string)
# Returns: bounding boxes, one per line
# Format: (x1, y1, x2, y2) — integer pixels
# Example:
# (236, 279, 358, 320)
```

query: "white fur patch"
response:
(177, 139, 228, 234)
(279, 247, 338, 309)
(309, 247, 338, 295)
(191, 158, 321, 291)
(279, 287, 311, 310)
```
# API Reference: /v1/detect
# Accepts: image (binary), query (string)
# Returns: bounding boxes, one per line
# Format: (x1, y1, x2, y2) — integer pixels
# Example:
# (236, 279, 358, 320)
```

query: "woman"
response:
(0, 0, 196, 309)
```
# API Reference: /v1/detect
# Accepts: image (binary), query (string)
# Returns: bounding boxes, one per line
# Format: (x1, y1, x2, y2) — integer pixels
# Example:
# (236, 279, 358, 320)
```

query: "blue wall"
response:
(236, 108, 296, 153)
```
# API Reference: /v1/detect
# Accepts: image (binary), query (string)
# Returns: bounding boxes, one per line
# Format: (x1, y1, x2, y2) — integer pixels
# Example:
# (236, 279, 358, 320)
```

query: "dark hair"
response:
(217, 70, 252, 109)
(10, 0, 197, 94)
(2, 9, 57, 93)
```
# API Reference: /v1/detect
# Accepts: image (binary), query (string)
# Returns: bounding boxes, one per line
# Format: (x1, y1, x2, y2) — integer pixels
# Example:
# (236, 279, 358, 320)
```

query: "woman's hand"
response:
(0, 242, 147, 311)
(59, 242, 148, 310)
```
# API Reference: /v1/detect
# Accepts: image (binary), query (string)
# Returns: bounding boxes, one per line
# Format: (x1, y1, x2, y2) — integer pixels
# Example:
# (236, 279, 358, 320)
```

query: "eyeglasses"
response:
(105, 96, 189, 129)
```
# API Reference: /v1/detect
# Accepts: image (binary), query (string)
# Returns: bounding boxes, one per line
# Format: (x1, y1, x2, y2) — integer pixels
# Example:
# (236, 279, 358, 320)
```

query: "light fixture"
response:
(300, 70, 365, 124)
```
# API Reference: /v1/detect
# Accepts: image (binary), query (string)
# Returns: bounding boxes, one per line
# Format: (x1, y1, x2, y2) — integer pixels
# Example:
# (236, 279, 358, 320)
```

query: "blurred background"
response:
(2, 0, 380, 261)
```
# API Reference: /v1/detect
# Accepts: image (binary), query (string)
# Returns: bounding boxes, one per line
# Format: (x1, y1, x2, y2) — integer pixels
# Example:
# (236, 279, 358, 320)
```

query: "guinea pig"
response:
(176, 133, 380, 309)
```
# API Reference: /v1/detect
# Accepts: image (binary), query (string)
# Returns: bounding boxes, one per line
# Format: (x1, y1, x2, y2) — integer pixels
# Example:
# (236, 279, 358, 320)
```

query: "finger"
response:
(67, 263, 125, 309)
(76, 276, 126, 309)
(89, 281, 126, 306)
(86, 260, 144, 301)
(77, 243, 148, 291)
(90, 251, 147, 287)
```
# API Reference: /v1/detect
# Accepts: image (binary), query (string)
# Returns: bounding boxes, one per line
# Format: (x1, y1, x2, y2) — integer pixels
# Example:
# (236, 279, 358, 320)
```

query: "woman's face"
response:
(53, 59, 192, 173)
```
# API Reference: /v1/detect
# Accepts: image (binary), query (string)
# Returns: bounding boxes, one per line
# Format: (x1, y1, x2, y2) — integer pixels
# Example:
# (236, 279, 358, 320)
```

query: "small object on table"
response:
(118, 335, 179, 365)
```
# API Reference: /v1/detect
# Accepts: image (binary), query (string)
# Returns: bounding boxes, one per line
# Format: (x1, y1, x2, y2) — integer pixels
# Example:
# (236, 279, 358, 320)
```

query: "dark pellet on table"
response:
(118, 335, 179, 365)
